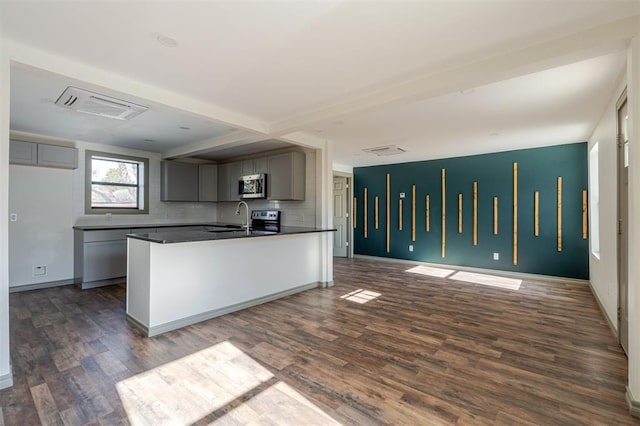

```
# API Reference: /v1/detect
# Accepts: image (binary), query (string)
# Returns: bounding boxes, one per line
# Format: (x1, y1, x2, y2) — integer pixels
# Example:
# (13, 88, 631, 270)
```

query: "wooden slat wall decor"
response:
(458, 193, 463, 233)
(534, 191, 540, 237)
(473, 182, 478, 246)
(513, 162, 518, 266)
(582, 190, 588, 239)
(493, 197, 498, 235)
(412, 185, 416, 241)
(557, 176, 563, 252)
(386, 174, 390, 253)
(442, 169, 446, 258)
(353, 197, 357, 229)
(375, 196, 379, 230)
(399, 199, 403, 231)
(363, 188, 368, 238)
(425, 195, 430, 232)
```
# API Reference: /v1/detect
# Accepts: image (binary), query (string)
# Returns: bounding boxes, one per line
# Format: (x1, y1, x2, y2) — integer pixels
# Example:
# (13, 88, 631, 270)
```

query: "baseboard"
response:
(587, 281, 618, 340)
(354, 254, 590, 285)
(626, 387, 640, 418)
(0, 371, 13, 389)
(130, 281, 321, 337)
(9, 278, 75, 293)
(77, 277, 126, 290)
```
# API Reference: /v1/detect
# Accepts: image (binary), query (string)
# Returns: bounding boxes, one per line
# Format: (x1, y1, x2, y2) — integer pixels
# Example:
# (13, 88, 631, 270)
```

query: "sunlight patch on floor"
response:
(406, 265, 456, 278)
(450, 271, 522, 290)
(340, 289, 381, 304)
(116, 340, 336, 425)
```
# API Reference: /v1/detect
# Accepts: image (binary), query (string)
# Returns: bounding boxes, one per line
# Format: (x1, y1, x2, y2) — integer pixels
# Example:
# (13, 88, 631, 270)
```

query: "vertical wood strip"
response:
(557, 176, 562, 251)
(353, 197, 357, 229)
(375, 196, 379, 229)
(399, 199, 403, 230)
(425, 195, 430, 232)
(473, 182, 478, 246)
(513, 163, 518, 266)
(364, 188, 368, 238)
(582, 189, 588, 239)
(412, 185, 416, 241)
(493, 197, 498, 235)
(458, 193, 463, 233)
(442, 169, 446, 258)
(534, 191, 540, 237)
(386, 174, 390, 253)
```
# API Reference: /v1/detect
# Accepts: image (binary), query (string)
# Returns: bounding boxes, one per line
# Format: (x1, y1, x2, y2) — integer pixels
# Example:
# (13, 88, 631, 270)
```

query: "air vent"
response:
(55, 87, 148, 120)
(362, 145, 407, 156)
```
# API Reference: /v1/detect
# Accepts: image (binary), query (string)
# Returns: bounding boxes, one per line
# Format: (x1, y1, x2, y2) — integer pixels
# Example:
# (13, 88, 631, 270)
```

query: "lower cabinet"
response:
(74, 229, 130, 289)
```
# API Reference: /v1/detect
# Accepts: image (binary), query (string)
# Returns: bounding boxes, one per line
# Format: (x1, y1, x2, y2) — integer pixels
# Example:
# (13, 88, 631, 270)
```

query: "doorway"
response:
(617, 91, 629, 354)
(333, 175, 351, 257)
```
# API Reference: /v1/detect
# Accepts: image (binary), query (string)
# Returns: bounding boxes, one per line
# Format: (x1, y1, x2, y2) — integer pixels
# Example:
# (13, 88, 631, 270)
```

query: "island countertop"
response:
(126, 226, 335, 244)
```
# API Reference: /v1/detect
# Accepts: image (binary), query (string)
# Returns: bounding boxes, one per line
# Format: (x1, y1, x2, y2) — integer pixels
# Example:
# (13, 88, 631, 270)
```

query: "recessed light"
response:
(154, 33, 178, 48)
(460, 88, 475, 95)
(144, 139, 155, 142)
(179, 126, 190, 130)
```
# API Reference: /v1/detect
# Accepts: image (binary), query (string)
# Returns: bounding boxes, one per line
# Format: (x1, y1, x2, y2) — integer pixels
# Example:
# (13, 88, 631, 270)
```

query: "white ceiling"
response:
(2, 0, 639, 166)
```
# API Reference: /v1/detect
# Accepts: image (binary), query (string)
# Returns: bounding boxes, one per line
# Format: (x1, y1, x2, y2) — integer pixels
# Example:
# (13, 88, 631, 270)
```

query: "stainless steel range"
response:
(251, 210, 281, 232)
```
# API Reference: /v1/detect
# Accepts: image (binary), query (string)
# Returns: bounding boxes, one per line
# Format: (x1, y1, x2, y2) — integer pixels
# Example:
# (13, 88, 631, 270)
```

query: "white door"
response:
(333, 176, 348, 257)
(617, 97, 629, 354)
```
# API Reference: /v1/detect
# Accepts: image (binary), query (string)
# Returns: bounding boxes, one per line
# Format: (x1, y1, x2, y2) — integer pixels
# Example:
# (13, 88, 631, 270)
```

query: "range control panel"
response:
(251, 210, 280, 220)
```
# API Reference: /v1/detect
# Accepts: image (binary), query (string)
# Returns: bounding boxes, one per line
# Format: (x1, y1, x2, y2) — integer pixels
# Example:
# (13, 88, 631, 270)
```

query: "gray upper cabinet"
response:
(10, 140, 78, 169)
(241, 158, 268, 175)
(9, 140, 37, 165)
(217, 161, 242, 202)
(267, 151, 305, 200)
(161, 161, 199, 202)
(198, 164, 218, 202)
(37, 144, 78, 168)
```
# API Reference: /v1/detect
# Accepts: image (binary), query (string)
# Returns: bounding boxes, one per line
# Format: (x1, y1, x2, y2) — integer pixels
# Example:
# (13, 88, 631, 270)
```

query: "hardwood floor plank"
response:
(0, 258, 636, 425)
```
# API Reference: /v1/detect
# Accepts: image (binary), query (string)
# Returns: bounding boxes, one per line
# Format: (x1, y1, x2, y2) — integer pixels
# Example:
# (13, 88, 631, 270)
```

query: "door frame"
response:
(333, 171, 353, 258)
(616, 88, 628, 354)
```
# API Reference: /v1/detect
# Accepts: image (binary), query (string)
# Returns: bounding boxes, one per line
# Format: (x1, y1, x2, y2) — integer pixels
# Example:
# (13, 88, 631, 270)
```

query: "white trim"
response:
(354, 254, 590, 285)
(587, 281, 618, 339)
(128, 282, 320, 337)
(9, 278, 75, 293)
(626, 386, 640, 418)
(0, 372, 13, 390)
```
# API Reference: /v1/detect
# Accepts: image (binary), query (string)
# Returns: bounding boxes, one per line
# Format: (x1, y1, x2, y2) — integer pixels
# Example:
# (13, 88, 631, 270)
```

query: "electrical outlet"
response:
(32, 265, 46, 276)
(409, 245, 414, 252)
(400, 192, 406, 198)
(493, 253, 499, 260)
(10, 213, 17, 222)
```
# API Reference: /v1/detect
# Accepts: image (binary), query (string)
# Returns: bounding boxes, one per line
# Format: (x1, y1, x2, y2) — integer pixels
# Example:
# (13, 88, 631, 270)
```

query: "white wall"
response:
(0, 23, 14, 388)
(216, 148, 317, 227)
(8, 139, 218, 289)
(587, 74, 626, 330)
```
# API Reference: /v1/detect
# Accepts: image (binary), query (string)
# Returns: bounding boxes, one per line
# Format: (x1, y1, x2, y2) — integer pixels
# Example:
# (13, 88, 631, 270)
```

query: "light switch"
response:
(10, 213, 17, 222)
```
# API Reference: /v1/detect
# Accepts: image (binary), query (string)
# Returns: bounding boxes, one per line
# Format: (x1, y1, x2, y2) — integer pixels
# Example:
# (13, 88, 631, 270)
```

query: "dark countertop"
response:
(73, 222, 235, 231)
(126, 226, 336, 244)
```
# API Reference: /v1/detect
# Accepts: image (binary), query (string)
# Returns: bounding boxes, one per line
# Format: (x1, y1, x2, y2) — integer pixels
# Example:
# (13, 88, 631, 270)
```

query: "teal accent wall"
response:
(353, 143, 589, 279)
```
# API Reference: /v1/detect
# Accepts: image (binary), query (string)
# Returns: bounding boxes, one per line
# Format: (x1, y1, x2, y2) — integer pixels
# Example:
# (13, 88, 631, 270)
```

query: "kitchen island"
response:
(126, 227, 335, 337)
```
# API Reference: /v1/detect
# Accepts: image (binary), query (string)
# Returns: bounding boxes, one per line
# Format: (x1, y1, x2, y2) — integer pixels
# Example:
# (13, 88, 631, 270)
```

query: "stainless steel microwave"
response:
(239, 174, 267, 199)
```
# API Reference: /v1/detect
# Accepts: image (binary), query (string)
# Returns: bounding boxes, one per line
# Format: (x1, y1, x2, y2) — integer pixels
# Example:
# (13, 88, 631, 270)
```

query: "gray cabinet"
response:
(198, 164, 218, 202)
(10, 140, 78, 169)
(74, 229, 130, 289)
(37, 144, 78, 168)
(241, 158, 268, 175)
(9, 140, 37, 165)
(267, 152, 306, 200)
(217, 161, 242, 202)
(161, 161, 199, 202)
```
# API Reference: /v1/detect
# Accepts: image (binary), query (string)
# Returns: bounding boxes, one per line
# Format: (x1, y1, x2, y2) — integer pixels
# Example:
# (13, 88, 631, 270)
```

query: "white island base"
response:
(126, 232, 328, 337)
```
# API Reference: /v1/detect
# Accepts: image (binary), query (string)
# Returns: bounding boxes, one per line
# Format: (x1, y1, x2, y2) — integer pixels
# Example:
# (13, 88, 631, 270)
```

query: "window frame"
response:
(84, 150, 149, 215)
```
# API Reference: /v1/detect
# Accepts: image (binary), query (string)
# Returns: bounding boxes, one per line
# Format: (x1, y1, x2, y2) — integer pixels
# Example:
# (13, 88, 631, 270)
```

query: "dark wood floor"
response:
(1, 257, 637, 425)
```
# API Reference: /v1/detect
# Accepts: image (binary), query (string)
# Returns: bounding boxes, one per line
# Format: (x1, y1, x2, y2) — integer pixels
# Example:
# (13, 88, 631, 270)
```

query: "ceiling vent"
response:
(363, 145, 407, 156)
(55, 87, 148, 120)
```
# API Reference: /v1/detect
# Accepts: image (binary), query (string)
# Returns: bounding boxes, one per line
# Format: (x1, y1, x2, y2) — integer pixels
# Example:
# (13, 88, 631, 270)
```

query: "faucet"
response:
(235, 201, 250, 235)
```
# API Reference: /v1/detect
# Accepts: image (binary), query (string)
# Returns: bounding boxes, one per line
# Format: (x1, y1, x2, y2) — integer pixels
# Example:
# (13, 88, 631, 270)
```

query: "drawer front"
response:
(83, 229, 131, 242)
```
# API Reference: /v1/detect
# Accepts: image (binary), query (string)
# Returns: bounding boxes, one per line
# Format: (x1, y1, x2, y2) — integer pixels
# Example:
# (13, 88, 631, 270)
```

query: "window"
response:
(85, 151, 149, 214)
(589, 143, 599, 258)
